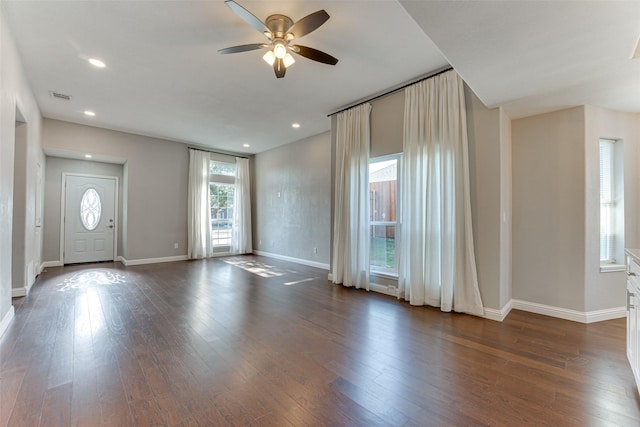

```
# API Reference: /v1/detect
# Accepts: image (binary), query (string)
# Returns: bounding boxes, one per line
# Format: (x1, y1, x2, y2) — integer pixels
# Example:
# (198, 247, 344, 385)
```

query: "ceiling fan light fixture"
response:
(273, 41, 287, 59)
(263, 50, 276, 66)
(283, 53, 295, 68)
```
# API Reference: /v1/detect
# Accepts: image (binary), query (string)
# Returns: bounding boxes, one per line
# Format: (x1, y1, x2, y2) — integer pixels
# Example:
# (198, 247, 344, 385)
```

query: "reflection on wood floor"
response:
(1, 255, 639, 426)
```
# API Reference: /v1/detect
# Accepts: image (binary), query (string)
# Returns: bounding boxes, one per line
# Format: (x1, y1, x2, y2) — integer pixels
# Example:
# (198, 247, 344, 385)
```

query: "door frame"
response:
(60, 172, 119, 264)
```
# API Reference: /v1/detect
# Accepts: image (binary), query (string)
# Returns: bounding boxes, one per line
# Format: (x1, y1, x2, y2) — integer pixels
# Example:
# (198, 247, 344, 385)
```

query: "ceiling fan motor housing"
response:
(265, 14, 294, 38)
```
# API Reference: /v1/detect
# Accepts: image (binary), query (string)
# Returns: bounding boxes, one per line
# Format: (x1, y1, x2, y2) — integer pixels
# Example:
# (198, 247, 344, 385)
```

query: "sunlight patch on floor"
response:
(284, 278, 315, 286)
(223, 257, 287, 278)
(56, 269, 126, 292)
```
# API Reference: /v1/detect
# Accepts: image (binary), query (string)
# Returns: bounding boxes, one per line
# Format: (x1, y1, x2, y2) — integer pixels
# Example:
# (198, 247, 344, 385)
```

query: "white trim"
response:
(253, 250, 330, 270)
(482, 300, 513, 322)
(511, 299, 626, 323)
(0, 306, 15, 339)
(118, 255, 188, 266)
(585, 306, 627, 323)
(600, 263, 625, 273)
(61, 173, 119, 265)
(41, 260, 63, 268)
(370, 282, 398, 297)
(11, 287, 26, 298)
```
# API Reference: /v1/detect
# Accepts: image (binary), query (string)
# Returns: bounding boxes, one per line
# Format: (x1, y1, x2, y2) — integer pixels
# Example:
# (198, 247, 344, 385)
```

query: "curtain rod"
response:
(327, 66, 454, 117)
(188, 146, 249, 159)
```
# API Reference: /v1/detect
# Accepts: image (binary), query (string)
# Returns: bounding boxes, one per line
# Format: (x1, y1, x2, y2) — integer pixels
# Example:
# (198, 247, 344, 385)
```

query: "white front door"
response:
(64, 175, 116, 264)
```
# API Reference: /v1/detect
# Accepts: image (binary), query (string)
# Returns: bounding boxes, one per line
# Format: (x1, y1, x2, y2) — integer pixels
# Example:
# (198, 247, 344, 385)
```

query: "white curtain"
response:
(188, 149, 213, 259)
(398, 70, 484, 316)
(331, 103, 371, 290)
(232, 157, 253, 254)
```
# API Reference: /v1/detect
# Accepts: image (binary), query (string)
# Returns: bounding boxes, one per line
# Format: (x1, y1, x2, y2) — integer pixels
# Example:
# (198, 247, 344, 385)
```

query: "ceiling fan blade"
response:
(287, 10, 330, 38)
(224, 0, 270, 36)
(218, 43, 267, 54)
(274, 58, 286, 78)
(292, 45, 338, 65)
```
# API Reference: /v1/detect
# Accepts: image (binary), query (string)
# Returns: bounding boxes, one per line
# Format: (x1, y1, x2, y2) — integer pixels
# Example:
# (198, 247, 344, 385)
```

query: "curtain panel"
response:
(398, 70, 484, 316)
(232, 157, 253, 254)
(331, 103, 372, 290)
(187, 149, 213, 259)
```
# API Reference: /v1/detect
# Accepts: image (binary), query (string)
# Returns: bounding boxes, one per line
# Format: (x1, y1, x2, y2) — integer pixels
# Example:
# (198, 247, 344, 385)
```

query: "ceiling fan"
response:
(218, 0, 338, 78)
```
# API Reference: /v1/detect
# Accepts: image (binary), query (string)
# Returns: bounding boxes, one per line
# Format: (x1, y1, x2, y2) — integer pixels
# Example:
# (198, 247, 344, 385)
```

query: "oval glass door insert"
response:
(80, 188, 102, 231)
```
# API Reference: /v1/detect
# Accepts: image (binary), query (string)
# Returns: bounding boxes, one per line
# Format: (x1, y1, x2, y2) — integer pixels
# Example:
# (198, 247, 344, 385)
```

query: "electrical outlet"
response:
(313, 247, 318, 254)
(259, 239, 262, 246)
(174, 243, 179, 249)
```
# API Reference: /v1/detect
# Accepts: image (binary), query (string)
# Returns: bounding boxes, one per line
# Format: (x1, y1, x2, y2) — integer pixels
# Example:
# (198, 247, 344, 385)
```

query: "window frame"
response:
(209, 159, 236, 250)
(368, 153, 402, 278)
(599, 138, 625, 272)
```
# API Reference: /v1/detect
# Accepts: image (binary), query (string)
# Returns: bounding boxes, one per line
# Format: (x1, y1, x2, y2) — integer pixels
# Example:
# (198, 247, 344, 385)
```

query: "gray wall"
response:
(512, 107, 587, 311)
(252, 131, 331, 265)
(12, 122, 27, 289)
(42, 119, 189, 261)
(42, 157, 124, 263)
(0, 7, 44, 329)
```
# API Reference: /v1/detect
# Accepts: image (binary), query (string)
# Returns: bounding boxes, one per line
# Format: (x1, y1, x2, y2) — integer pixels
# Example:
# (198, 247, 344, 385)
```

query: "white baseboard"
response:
(253, 250, 330, 270)
(0, 306, 15, 339)
(482, 300, 513, 322)
(511, 299, 626, 324)
(118, 255, 188, 266)
(11, 287, 26, 298)
(41, 261, 63, 268)
(584, 306, 627, 323)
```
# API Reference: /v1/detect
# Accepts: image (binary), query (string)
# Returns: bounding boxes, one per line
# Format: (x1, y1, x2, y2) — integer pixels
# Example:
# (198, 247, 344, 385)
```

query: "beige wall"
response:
(465, 86, 506, 311)
(0, 8, 44, 329)
(584, 106, 640, 312)
(512, 107, 586, 311)
(42, 119, 188, 261)
(370, 90, 404, 158)
(499, 109, 513, 307)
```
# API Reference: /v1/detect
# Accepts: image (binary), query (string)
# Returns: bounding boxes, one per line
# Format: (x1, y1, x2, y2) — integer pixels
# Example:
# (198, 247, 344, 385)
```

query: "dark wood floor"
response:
(1, 255, 639, 426)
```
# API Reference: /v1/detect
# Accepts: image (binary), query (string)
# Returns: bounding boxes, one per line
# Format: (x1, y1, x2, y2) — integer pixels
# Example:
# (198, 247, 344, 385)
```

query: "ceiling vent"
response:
(49, 91, 71, 101)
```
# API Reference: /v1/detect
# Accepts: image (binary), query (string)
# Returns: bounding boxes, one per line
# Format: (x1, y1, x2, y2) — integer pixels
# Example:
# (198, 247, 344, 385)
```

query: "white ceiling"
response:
(2, 1, 639, 154)
(402, 0, 640, 119)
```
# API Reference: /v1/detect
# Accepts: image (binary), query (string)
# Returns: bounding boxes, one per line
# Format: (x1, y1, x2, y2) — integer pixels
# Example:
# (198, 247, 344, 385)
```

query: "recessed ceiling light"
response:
(291, 123, 300, 128)
(243, 144, 250, 148)
(88, 58, 106, 68)
(84, 154, 93, 159)
(84, 110, 95, 117)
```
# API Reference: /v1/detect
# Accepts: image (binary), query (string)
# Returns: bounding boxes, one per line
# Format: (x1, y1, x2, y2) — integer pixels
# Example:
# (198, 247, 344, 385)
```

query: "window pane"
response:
(369, 157, 398, 275)
(600, 140, 615, 262)
(369, 159, 397, 222)
(80, 188, 101, 231)
(370, 225, 396, 274)
(210, 183, 234, 246)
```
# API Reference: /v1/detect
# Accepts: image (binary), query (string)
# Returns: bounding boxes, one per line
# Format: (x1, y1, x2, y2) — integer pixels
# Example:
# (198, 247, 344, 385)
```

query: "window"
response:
(80, 188, 101, 231)
(369, 156, 400, 276)
(209, 160, 236, 248)
(600, 138, 624, 267)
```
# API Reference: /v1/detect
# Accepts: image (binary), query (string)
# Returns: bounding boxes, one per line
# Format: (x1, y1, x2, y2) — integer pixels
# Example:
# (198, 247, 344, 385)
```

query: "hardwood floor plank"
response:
(2, 256, 639, 426)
